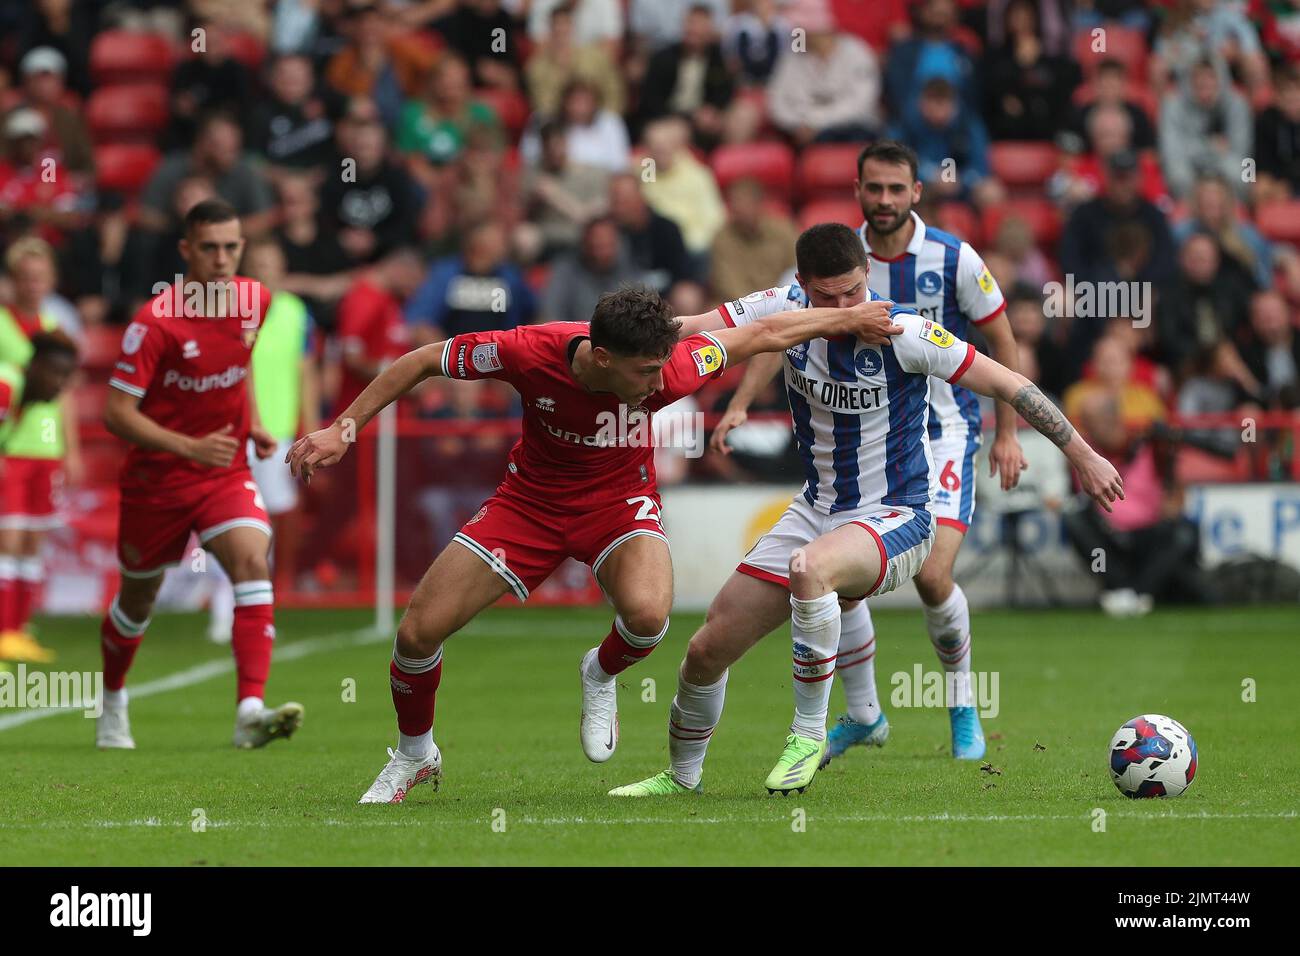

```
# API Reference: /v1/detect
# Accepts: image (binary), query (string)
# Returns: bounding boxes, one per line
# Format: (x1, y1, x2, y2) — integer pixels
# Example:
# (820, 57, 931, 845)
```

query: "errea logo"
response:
(50, 886, 151, 936)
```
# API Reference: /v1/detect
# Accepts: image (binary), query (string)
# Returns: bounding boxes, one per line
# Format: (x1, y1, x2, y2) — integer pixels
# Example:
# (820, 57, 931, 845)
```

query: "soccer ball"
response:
(1108, 714, 1198, 798)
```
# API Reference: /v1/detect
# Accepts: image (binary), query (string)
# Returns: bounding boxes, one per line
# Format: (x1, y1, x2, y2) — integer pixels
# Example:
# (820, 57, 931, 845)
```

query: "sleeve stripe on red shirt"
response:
(947, 343, 977, 383)
(439, 339, 453, 378)
(971, 300, 1007, 325)
(716, 304, 736, 328)
(108, 377, 146, 398)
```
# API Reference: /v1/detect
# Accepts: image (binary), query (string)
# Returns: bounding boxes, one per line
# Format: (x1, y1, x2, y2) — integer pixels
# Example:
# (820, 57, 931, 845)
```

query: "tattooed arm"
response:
(956, 352, 1126, 511)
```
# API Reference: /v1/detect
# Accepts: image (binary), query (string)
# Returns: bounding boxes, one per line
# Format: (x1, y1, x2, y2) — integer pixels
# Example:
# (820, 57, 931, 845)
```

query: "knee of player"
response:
(913, 564, 952, 604)
(395, 613, 446, 658)
(684, 631, 727, 676)
(787, 546, 827, 590)
(620, 604, 669, 641)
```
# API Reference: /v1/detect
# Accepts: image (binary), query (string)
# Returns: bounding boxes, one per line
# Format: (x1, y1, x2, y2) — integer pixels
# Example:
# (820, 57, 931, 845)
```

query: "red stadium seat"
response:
(90, 30, 176, 85)
(1175, 447, 1251, 484)
(795, 143, 866, 202)
(1072, 26, 1149, 82)
(710, 141, 795, 201)
(935, 201, 982, 245)
(475, 88, 530, 142)
(982, 198, 1062, 247)
(1256, 201, 1300, 244)
(797, 198, 862, 231)
(989, 141, 1061, 189)
(94, 144, 161, 195)
(224, 31, 266, 72)
(87, 84, 170, 143)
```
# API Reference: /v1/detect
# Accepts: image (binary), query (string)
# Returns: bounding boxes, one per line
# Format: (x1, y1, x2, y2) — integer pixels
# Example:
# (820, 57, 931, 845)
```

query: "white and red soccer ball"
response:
(1109, 714, 1198, 798)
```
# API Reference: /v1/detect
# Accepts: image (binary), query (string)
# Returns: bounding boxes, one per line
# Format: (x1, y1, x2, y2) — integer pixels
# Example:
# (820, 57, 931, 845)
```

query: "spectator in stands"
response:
(1156, 231, 1255, 392)
(275, 174, 354, 331)
(1053, 102, 1169, 209)
(396, 53, 503, 173)
(332, 248, 426, 419)
(986, 0, 1070, 56)
(320, 99, 421, 264)
(436, 124, 516, 251)
(525, 2, 625, 119)
(638, 116, 726, 262)
(1006, 284, 1070, 400)
(165, 19, 257, 148)
(991, 215, 1055, 291)
(324, 0, 439, 128)
(1159, 57, 1252, 200)
(1240, 289, 1300, 410)
(139, 111, 276, 237)
(884, 0, 979, 118)
(247, 53, 341, 181)
(1255, 63, 1300, 205)
(709, 176, 796, 302)
(120, 173, 216, 306)
(723, 0, 787, 87)
(7, 47, 93, 176)
(1069, 58, 1156, 153)
(984, 0, 1080, 142)
(517, 119, 610, 262)
(889, 77, 1003, 207)
(1257, 0, 1300, 71)
(1064, 332, 1167, 443)
(15, 0, 97, 98)
(405, 221, 536, 343)
(270, 0, 322, 54)
(432, 0, 524, 91)
(542, 216, 644, 322)
(608, 171, 703, 310)
(521, 77, 629, 174)
(637, 4, 735, 147)
(629, 0, 729, 53)
(767, 6, 881, 145)
(526, 0, 623, 57)
(1151, 0, 1269, 95)
(1172, 173, 1274, 289)
(0, 108, 88, 246)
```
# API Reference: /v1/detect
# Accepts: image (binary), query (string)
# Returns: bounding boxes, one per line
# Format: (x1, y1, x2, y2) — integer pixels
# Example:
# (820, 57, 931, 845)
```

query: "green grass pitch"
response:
(1, 605, 1296, 866)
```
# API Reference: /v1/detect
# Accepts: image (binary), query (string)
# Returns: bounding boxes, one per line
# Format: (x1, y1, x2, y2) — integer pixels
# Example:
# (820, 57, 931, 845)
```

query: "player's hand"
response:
(286, 420, 352, 483)
(988, 432, 1028, 491)
(189, 424, 240, 468)
(842, 300, 905, 345)
(1076, 450, 1125, 513)
(250, 423, 277, 460)
(709, 407, 748, 455)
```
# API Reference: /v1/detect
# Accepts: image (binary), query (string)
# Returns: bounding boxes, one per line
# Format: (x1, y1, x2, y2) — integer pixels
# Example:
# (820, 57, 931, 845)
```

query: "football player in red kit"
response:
(287, 286, 903, 803)
(98, 199, 303, 751)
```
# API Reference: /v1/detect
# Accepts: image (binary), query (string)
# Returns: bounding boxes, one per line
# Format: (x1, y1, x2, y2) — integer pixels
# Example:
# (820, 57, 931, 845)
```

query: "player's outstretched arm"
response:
(676, 309, 730, 339)
(957, 351, 1125, 511)
(712, 299, 904, 366)
(710, 350, 785, 455)
(104, 387, 240, 468)
(286, 341, 447, 481)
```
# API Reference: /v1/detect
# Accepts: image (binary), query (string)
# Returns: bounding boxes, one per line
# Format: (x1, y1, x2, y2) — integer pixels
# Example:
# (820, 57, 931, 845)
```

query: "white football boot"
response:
(232, 701, 304, 749)
(580, 647, 619, 762)
(96, 698, 135, 750)
(358, 745, 442, 804)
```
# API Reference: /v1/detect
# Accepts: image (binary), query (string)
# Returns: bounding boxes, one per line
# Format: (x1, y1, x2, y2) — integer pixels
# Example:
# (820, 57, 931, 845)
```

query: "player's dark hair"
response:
(590, 287, 681, 359)
(795, 223, 868, 280)
(29, 329, 79, 364)
(184, 198, 239, 234)
(856, 140, 919, 183)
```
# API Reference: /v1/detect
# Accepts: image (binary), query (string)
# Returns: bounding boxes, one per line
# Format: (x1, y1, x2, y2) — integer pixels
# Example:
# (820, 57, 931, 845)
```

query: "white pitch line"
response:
(0, 626, 382, 733)
(1, 810, 1295, 830)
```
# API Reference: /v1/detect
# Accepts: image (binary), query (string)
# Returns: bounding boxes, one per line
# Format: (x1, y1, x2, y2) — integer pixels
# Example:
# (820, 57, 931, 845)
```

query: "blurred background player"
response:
(207, 238, 319, 642)
(287, 286, 903, 804)
(0, 329, 78, 663)
(0, 239, 82, 663)
(98, 199, 302, 751)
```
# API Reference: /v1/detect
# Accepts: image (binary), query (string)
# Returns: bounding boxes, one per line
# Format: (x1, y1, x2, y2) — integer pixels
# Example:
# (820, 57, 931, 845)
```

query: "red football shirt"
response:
(108, 275, 271, 499)
(334, 277, 409, 417)
(440, 322, 729, 505)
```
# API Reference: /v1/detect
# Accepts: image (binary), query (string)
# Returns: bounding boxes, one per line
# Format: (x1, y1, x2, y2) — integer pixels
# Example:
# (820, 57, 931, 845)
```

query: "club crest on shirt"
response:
(919, 321, 954, 349)
(917, 271, 943, 295)
(121, 322, 148, 355)
(854, 347, 883, 376)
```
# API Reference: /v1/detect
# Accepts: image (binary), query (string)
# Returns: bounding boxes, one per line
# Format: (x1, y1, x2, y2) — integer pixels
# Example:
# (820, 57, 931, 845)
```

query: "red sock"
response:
(231, 598, 275, 702)
(0, 567, 15, 631)
(14, 559, 41, 630)
(596, 617, 665, 677)
(101, 598, 148, 691)
(390, 654, 442, 736)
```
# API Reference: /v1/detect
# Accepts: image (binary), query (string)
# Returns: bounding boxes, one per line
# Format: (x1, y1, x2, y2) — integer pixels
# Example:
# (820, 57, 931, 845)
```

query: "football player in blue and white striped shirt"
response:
(610, 224, 1123, 796)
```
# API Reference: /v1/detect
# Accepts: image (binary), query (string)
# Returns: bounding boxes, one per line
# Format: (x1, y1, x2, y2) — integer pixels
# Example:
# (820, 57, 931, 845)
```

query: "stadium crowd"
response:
(1, 0, 1299, 603)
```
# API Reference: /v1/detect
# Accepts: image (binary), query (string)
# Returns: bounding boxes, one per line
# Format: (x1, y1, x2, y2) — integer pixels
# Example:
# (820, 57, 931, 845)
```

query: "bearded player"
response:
(710, 142, 1026, 763)
(98, 199, 303, 751)
(286, 287, 903, 804)
(612, 224, 1121, 796)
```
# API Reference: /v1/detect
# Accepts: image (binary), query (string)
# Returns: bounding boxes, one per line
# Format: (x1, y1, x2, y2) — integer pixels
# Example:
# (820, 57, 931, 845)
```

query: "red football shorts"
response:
(117, 471, 271, 578)
(453, 491, 668, 601)
(0, 457, 63, 531)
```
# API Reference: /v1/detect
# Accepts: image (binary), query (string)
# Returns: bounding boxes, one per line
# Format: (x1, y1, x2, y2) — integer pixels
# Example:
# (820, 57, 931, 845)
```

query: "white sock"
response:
(924, 583, 973, 708)
(668, 670, 727, 788)
(103, 687, 127, 710)
(835, 601, 880, 724)
(790, 592, 840, 740)
(236, 696, 264, 721)
(398, 730, 433, 760)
